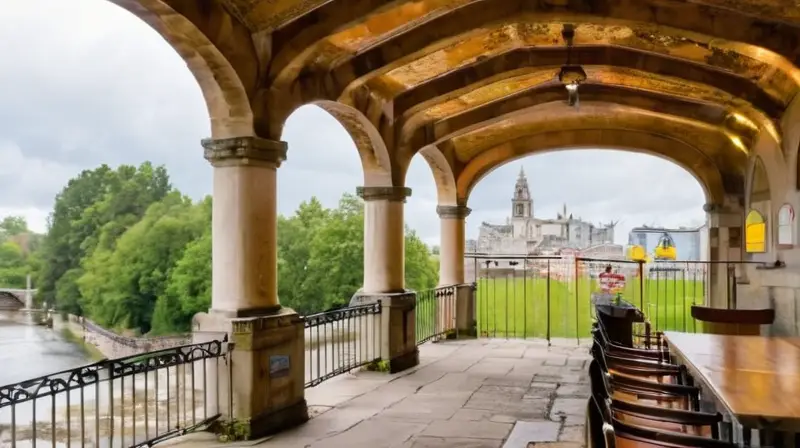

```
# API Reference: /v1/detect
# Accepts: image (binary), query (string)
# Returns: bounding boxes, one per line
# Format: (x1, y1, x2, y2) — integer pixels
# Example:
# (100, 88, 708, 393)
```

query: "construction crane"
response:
(626, 232, 677, 262)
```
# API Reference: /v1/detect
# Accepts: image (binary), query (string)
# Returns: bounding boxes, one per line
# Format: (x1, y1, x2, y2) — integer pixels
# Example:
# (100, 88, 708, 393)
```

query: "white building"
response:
(476, 167, 616, 255)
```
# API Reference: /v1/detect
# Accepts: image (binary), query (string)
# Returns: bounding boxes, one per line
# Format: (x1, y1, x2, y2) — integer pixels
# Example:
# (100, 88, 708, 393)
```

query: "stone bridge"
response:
(0, 288, 36, 310)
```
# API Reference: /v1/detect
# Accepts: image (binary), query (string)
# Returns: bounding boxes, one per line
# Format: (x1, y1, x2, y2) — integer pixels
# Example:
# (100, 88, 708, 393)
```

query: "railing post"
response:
(454, 284, 476, 337)
(350, 291, 417, 373)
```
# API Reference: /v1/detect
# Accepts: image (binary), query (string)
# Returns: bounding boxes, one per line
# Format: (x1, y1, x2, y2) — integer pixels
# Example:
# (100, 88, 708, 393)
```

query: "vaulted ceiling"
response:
(120, 0, 800, 204)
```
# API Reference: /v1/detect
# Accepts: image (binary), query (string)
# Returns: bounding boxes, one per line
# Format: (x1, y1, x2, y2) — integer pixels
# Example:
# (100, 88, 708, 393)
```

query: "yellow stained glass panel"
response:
(745, 210, 766, 253)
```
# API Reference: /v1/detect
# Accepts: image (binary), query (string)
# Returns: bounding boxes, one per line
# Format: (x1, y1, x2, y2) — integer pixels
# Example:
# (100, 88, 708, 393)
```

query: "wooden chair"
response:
(593, 324, 670, 363)
(587, 389, 734, 448)
(590, 360, 722, 438)
(591, 344, 700, 410)
(690, 306, 774, 336)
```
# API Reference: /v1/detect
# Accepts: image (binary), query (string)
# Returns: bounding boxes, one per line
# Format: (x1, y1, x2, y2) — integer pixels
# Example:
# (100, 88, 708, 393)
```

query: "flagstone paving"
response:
(163, 339, 591, 448)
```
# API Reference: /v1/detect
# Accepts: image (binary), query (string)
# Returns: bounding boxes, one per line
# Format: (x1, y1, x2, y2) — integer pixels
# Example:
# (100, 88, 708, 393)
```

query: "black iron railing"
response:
(0, 339, 230, 448)
(469, 254, 764, 343)
(415, 286, 457, 345)
(303, 302, 382, 388)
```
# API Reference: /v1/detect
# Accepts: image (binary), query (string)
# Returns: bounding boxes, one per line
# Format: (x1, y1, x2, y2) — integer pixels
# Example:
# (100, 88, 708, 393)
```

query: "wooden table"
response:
(664, 332, 800, 445)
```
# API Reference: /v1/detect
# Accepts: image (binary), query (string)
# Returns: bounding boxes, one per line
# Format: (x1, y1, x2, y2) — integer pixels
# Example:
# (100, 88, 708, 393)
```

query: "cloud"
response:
(0, 0, 706, 246)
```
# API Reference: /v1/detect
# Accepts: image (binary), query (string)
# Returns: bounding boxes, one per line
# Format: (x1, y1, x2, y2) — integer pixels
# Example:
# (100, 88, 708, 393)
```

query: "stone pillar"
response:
(195, 137, 308, 439)
(358, 186, 411, 293)
(705, 203, 744, 309)
(351, 186, 417, 373)
(437, 205, 471, 286)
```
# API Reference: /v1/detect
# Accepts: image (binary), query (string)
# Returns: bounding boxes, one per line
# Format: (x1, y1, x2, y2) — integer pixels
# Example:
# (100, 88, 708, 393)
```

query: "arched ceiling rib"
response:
(436, 101, 747, 193)
(141, 0, 800, 198)
(397, 66, 772, 157)
(454, 129, 729, 204)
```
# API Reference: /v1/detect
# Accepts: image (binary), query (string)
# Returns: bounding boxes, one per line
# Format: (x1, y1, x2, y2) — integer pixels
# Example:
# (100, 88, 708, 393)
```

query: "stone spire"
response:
(512, 165, 533, 218)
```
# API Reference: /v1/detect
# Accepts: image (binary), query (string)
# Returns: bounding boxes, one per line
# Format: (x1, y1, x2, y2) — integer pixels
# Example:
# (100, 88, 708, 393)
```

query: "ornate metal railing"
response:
(415, 286, 457, 345)
(303, 302, 382, 388)
(0, 339, 230, 447)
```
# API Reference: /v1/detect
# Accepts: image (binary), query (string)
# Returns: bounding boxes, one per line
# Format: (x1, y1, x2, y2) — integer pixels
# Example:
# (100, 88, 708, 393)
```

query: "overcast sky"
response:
(0, 0, 706, 247)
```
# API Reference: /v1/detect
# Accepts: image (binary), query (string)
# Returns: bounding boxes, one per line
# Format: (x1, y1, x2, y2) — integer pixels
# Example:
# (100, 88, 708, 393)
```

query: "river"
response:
(0, 319, 91, 387)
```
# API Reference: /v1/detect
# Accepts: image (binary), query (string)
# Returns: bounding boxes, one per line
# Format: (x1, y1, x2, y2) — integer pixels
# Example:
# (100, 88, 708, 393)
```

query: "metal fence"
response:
(303, 302, 382, 389)
(469, 254, 757, 343)
(416, 286, 457, 345)
(0, 339, 230, 448)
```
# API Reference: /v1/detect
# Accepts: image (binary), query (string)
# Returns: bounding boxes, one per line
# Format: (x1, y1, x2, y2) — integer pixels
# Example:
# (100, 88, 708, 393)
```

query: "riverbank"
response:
(58, 325, 106, 361)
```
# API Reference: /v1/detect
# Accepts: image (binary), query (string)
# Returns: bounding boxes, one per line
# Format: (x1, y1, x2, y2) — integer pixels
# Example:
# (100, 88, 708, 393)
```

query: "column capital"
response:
(703, 203, 722, 213)
(202, 137, 287, 168)
(436, 205, 472, 219)
(356, 186, 412, 202)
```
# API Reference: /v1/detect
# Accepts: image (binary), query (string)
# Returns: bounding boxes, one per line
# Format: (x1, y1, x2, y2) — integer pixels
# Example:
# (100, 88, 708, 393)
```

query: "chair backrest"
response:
(690, 306, 775, 335)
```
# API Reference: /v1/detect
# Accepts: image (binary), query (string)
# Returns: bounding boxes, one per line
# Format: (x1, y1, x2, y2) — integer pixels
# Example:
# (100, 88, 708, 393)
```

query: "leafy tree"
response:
(0, 216, 28, 237)
(78, 192, 205, 333)
(37, 163, 171, 314)
(0, 241, 27, 287)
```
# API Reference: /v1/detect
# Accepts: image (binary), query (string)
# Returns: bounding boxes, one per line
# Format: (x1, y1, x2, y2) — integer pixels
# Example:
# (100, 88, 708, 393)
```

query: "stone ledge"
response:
(356, 186, 412, 202)
(349, 290, 416, 309)
(202, 136, 288, 168)
(437, 205, 472, 219)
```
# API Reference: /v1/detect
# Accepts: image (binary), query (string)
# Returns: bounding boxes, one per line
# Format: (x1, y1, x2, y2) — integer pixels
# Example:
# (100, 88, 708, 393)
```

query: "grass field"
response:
(475, 276, 707, 339)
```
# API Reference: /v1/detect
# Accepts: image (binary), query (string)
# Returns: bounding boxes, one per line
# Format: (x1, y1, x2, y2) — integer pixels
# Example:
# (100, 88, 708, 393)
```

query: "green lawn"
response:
(475, 275, 707, 339)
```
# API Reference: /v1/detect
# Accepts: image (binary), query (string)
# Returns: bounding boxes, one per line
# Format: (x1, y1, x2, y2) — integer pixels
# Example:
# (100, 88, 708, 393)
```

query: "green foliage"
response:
(37, 163, 171, 314)
(0, 216, 37, 289)
(212, 419, 251, 442)
(31, 161, 439, 336)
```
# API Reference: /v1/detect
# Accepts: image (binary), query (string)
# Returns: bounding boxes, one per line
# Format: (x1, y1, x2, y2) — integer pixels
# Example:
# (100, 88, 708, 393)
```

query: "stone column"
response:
(194, 137, 308, 439)
(350, 186, 418, 372)
(437, 206, 474, 336)
(705, 203, 744, 309)
(437, 205, 471, 286)
(358, 186, 411, 293)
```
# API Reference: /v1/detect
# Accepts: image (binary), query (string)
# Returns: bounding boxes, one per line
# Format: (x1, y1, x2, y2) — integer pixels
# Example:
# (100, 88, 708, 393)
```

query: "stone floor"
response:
(164, 339, 591, 448)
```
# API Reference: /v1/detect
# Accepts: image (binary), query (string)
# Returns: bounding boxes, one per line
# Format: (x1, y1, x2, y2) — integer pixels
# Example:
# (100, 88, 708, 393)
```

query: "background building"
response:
(475, 167, 616, 255)
(627, 224, 709, 261)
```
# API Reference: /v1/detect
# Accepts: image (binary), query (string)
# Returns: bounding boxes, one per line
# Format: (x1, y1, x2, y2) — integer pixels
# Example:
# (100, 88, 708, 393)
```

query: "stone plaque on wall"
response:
(728, 227, 741, 249)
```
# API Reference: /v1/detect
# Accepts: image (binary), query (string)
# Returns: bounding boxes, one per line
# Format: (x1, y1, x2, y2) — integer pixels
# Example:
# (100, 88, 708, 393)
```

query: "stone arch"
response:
(456, 130, 724, 206)
(747, 156, 772, 204)
(280, 101, 393, 187)
(413, 146, 458, 207)
(110, 0, 255, 139)
(0, 291, 24, 311)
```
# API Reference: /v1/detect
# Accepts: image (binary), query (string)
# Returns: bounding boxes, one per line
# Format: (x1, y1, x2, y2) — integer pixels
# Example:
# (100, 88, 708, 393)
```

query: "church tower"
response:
(512, 166, 533, 219)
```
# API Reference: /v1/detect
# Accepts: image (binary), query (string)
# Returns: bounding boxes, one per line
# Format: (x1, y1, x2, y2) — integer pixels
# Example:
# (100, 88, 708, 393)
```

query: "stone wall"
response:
(52, 314, 191, 359)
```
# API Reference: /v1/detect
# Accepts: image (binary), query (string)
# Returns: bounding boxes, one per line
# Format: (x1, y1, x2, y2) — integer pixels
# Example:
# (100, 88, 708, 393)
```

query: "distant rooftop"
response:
(629, 223, 707, 233)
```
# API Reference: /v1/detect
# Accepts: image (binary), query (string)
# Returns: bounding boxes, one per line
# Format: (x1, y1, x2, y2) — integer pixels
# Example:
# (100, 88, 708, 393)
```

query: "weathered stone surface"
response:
(503, 421, 562, 448)
(422, 420, 513, 440)
(169, 340, 591, 447)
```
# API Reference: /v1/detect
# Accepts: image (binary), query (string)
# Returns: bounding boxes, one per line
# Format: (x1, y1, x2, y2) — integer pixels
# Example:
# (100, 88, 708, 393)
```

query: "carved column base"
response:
(350, 291, 419, 373)
(192, 307, 308, 439)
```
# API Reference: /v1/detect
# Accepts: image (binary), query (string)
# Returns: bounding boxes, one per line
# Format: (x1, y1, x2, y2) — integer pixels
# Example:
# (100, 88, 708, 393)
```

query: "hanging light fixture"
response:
(557, 24, 587, 107)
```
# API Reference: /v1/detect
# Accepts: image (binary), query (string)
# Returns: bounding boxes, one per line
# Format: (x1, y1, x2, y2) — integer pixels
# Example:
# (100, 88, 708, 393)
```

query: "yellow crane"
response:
(626, 232, 677, 262)
(654, 232, 677, 260)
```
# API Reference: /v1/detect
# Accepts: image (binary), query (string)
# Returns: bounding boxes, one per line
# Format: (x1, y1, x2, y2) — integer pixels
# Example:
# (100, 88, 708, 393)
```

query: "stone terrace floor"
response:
(165, 339, 591, 448)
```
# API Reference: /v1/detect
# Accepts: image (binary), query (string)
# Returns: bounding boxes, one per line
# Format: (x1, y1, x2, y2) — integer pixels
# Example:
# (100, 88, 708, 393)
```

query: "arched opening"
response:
(278, 105, 366, 313)
(747, 157, 771, 256)
(404, 154, 443, 291)
(2, 0, 223, 364)
(746, 210, 767, 253)
(466, 149, 709, 338)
